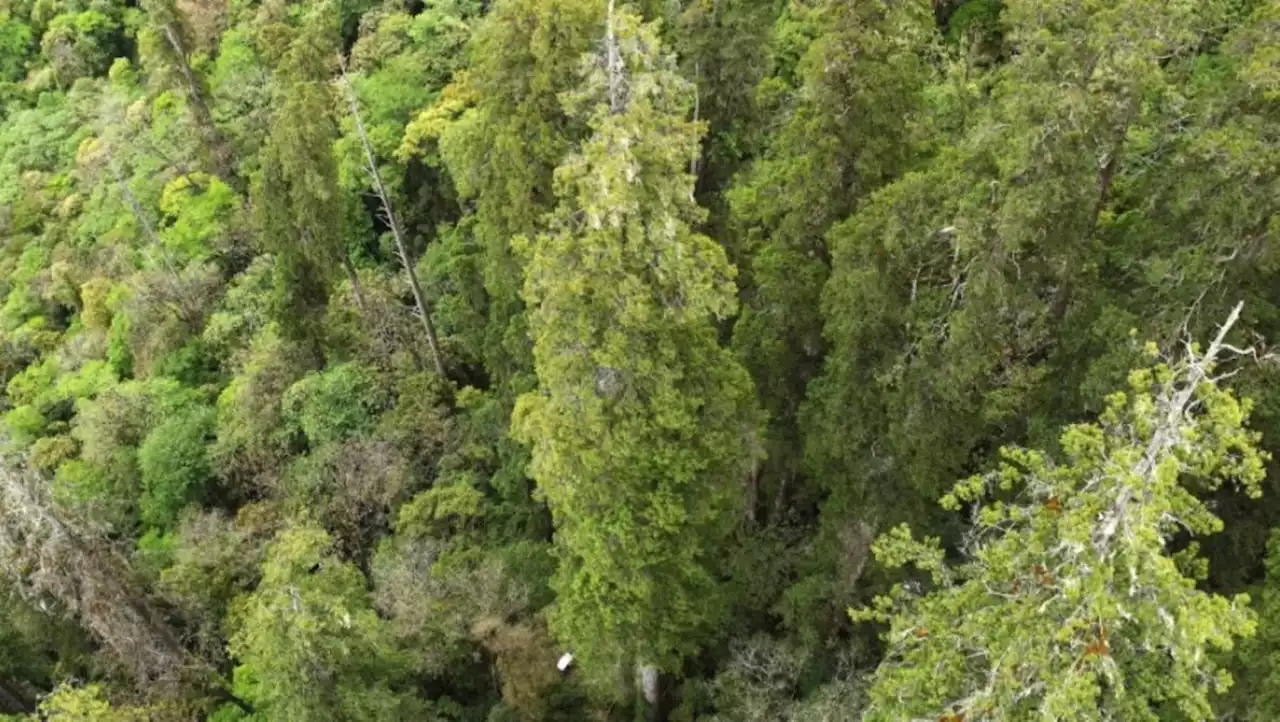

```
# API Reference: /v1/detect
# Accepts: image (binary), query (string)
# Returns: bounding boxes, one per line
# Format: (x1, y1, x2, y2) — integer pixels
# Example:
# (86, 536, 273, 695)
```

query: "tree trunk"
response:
(211, 684, 255, 715)
(107, 154, 199, 326)
(0, 678, 32, 715)
(771, 471, 790, 525)
(340, 255, 368, 313)
(743, 461, 759, 525)
(605, 0, 626, 115)
(638, 664, 660, 720)
(0, 458, 186, 687)
(338, 58, 448, 378)
(163, 23, 238, 186)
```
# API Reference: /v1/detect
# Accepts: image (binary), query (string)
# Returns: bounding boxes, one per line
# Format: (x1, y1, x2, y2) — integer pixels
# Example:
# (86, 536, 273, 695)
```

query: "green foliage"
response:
(158, 172, 237, 261)
(728, 0, 936, 521)
(0, 591, 90, 711)
(228, 523, 425, 721)
(201, 255, 274, 359)
(513, 4, 761, 674)
(859, 350, 1267, 720)
(801, 0, 1268, 552)
(33, 684, 142, 720)
(104, 309, 133, 377)
(137, 403, 214, 530)
(251, 10, 347, 350)
(213, 325, 309, 488)
(1, 0, 1279, 717)
(40, 9, 124, 85)
(396, 482, 485, 538)
(0, 15, 33, 83)
(1228, 529, 1280, 719)
(402, 0, 603, 388)
(282, 362, 388, 447)
(945, 0, 1003, 48)
(133, 527, 175, 578)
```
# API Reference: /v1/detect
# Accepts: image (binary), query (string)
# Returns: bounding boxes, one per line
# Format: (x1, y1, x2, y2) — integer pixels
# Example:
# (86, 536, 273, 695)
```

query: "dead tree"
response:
(146, 0, 239, 186)
(0, 453, 251, 712)
(337, 57, 448, 378)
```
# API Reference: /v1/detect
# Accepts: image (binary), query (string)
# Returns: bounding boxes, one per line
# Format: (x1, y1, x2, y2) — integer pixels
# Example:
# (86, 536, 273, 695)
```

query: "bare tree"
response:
(336, 57, 448, 378)
(0, 451, 251, 712)
(146, 0, 239, 186)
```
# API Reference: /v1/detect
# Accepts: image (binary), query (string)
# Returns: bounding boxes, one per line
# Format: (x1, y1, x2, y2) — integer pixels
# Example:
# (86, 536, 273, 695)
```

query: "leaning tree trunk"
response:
(337, 57, 448, 378)
(161, 23, 239, 186)
(0, 678, 32, 715)
(0, 451, 252, 713)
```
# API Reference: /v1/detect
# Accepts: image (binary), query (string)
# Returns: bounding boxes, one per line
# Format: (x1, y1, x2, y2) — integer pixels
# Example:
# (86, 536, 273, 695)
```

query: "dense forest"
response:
(0, 0, 1279, 718)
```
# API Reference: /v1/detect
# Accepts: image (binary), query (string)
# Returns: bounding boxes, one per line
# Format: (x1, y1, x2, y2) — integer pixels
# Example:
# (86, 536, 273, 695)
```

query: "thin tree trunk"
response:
(337, 57, 447, 377)
(107, 154, 198, 326)
(771, 470, 790, 524)
(0, 678, 32, 714)
(109, 158, 175, 276)
(605, 0, 626, 115)
(340, 255, 368, 313)
(162, 23, 238, 185)
(638, 663, 660, 720)
(212, 684, 255, 715)
(690, 61, 700, 177)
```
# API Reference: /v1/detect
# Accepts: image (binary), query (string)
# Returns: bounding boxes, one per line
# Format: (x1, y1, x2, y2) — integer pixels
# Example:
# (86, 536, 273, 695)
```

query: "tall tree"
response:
(802, 0, 1242, 534)
(728, 0, 935, 523)
(859, 306, 1266, 720)
(337, 57, 447, 377)
(252, 9, 355, 356)
(397, 0, 605, 540)
(400, 0, 603, 390)
(512, 0, 761, 682)
(1098, 0, 1280, 583)
(138, 0, 238, 185)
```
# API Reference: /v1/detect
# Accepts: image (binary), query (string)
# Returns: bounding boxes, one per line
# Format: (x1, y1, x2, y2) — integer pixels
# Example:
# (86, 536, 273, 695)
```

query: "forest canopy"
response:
(0, 0, 1279, 719)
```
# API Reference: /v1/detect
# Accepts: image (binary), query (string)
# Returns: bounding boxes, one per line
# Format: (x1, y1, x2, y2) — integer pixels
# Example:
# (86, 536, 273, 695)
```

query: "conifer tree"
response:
(729, 0, 934, 521)
(859, 306, 1266, 720)
(401, 0, 603, 389)
(513, 0, 761, 678)
(1227, 529, 1280, 720)
(397, 0, 605, 539)
(3, 0, 1280, 715)
(252, 9, 354, 356)
(803, 0, 1235, 532)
